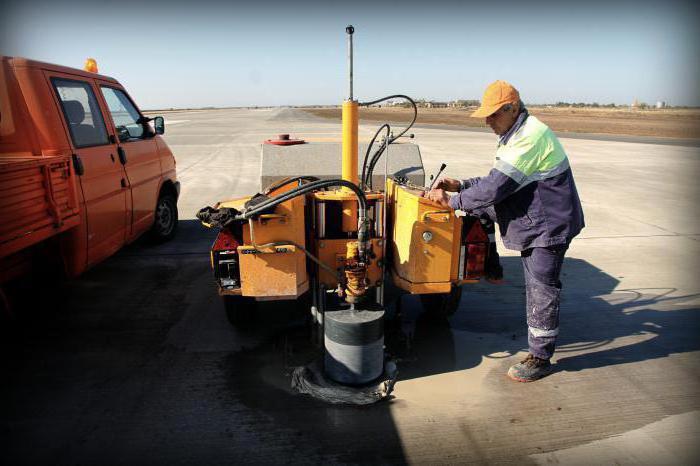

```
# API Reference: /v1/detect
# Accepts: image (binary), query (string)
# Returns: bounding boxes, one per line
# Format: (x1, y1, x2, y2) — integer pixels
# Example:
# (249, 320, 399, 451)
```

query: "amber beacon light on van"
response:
(84, 57, 98, 73)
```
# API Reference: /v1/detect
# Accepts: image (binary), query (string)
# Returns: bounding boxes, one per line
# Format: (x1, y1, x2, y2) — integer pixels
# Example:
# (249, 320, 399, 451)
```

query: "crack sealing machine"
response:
(198, 26, 496, 385)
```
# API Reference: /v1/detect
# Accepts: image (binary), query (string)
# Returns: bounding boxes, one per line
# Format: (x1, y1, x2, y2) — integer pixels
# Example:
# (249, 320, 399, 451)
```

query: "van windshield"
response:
(101, 87, 145, 141)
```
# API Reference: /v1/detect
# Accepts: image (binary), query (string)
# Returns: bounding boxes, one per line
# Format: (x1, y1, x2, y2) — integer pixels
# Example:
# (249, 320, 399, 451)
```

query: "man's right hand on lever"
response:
(435, 177, 461, 192)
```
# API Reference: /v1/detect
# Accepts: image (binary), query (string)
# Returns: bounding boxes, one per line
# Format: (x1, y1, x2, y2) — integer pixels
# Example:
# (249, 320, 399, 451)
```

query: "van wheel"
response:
(151, 192, 178, 242)
(223, 295, 257, 327)
(419, 285, 463, 318)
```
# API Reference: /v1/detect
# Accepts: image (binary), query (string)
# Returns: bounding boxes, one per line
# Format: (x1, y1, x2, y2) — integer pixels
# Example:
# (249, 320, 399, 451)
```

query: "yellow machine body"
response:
(387, 179, 474, 294)
(215, 190, 309, 299)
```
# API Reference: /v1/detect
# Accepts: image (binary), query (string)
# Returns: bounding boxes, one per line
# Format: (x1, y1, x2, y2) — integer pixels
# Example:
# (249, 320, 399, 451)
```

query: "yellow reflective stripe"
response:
(497, 136, 547, 176)
(495, 116, 568, 181)
(538, 129, 567, 171)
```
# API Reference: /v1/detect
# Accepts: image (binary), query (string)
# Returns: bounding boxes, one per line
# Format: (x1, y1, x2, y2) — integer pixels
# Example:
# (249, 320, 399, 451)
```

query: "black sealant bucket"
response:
(324, 307, 385, 385)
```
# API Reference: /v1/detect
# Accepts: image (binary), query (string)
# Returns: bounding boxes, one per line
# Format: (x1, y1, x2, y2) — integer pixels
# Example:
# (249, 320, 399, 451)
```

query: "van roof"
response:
(2, 56, 119, 83)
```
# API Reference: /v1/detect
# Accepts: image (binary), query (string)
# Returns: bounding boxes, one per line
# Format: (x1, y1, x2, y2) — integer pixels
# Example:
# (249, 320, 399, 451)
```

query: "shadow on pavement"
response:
(389, 256, 700, 381)
(2, 224, 698, 464)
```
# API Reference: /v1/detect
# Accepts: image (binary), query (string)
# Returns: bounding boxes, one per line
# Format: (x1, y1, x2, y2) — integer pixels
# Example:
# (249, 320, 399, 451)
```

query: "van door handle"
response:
(121, 178, 127, 188)
(72, 154, 85, 176)
(117, 147, 127, 165)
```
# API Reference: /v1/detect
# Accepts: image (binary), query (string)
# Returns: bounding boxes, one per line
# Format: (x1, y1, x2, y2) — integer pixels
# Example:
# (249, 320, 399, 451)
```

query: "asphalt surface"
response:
(2, 108, 699, 465)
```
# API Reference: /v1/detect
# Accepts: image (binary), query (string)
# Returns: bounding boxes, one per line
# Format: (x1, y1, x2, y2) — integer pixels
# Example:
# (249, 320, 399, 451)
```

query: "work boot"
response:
(507, 354, 553, 382)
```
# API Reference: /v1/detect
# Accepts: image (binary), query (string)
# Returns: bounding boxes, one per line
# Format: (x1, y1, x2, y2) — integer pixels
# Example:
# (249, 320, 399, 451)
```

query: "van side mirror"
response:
(154, 116, 165, 135)
(116, 126, 130, 142)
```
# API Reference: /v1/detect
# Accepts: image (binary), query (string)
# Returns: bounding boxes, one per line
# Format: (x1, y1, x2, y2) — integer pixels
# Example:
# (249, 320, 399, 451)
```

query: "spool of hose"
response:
(324, 307, 385, 385)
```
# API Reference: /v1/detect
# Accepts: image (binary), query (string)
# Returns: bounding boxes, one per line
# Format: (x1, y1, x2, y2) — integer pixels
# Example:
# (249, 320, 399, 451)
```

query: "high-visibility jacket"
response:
(449, 115, 584, 251)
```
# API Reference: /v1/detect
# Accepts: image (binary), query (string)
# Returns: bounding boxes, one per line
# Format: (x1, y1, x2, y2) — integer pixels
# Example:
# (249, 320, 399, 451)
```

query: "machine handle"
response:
(238, 244, 296, 254)
(257, 213, 288, 224)
(422, 210, 452, 223)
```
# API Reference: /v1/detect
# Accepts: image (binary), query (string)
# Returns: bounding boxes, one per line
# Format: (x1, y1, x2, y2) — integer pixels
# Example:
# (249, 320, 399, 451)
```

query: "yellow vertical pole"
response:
(341, 100, 359, 232)
(341, 100, 359, 186)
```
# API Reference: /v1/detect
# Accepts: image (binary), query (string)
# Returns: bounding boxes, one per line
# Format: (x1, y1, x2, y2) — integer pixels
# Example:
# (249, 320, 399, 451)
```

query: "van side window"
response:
(53, 79, 110, 148)
(101, 87, 147, 142)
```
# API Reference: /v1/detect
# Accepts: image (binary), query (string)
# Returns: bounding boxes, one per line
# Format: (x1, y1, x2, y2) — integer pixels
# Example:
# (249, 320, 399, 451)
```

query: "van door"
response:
(98, 84, 161, 241)
(49, 76, 129, 267)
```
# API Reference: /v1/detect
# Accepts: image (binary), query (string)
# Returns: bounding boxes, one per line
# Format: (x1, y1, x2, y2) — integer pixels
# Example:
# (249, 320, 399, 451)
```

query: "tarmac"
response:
(2, 107, 699, 464)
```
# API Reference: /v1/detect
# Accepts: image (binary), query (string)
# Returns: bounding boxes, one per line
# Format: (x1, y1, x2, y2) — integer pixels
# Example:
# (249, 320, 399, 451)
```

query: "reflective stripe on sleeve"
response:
(512, 158, 571, 192)
(523, 158, 570, 184)
(528, 326, 559, 338)
(494, 159, 527, 184)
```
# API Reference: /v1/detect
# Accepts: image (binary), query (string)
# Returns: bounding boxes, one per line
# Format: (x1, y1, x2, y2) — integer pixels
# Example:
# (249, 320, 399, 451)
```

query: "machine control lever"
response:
(427, 163, 447, 191)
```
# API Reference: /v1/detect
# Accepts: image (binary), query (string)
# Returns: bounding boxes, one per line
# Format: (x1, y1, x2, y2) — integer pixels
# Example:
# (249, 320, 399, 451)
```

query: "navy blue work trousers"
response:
(472, 206, 569, 359)
(521, 244, 568, 359)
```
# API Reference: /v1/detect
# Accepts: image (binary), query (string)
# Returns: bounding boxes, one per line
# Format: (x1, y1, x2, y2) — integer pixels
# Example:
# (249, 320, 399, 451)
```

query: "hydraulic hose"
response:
(359, 94, 417, 143)
(236, 178, 371, 260)
(359, 95, 418, 189)
(263, 176, 320, 195)
(361, 124, 390, 190)
(240, 179, 366, 219)
(252, 240, 341, 281)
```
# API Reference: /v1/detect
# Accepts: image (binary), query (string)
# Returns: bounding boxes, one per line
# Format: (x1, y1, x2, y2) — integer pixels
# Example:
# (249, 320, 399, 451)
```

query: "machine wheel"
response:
(150, 192, 178, 242)
(419, 285, 463, 318)
(223, 295, 257, 327)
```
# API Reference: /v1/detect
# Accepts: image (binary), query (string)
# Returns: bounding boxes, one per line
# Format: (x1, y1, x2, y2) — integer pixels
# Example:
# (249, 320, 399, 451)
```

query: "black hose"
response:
(359, 94, 417, 143)
(359, 95, 418, 189)
(242, 179, 338, 216)
(240, 179, 366, 219)
(365, 146, 387, 190)
(263, 176, 320, 194)
(238, 178, 370, 260)
(255, 241, 341, 280)
(361, 124, 390, 190)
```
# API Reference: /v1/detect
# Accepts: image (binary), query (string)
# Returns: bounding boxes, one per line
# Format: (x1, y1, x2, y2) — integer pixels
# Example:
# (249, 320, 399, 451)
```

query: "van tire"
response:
(150, 192, 178, 242)
(419, 285, 463, 318)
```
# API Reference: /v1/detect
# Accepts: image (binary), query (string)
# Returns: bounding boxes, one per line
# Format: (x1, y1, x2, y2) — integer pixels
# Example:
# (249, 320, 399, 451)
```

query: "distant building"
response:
(426, 101, 448, 108)
(656, 101, 667, 109)
(449, 99, 480, 108)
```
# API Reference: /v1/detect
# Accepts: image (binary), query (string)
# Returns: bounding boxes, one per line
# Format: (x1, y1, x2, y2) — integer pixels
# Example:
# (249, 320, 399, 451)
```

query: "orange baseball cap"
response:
(471, 80, 520, 118)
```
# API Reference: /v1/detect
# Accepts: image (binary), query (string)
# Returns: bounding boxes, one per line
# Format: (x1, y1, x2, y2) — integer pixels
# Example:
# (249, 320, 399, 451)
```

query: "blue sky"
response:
(2, 0, 698, 109)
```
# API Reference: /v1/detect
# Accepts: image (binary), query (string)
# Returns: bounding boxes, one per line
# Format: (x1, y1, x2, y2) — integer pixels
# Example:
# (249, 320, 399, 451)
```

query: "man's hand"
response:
(425, 188, 451, 208)
(435, 177, 461, 192)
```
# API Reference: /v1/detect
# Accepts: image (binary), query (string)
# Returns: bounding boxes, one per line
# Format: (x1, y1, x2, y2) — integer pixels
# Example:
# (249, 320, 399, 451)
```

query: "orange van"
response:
(0, 56, 179, 305)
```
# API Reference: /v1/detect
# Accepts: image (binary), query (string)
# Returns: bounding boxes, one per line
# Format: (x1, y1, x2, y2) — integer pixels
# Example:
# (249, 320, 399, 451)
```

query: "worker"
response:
(426, 80, 584, 382)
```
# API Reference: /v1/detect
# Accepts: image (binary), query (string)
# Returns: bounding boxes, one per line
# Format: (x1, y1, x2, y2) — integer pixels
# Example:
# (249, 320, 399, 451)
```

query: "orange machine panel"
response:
(238, 244, 308, 298)
(238, 194, 308, 298)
